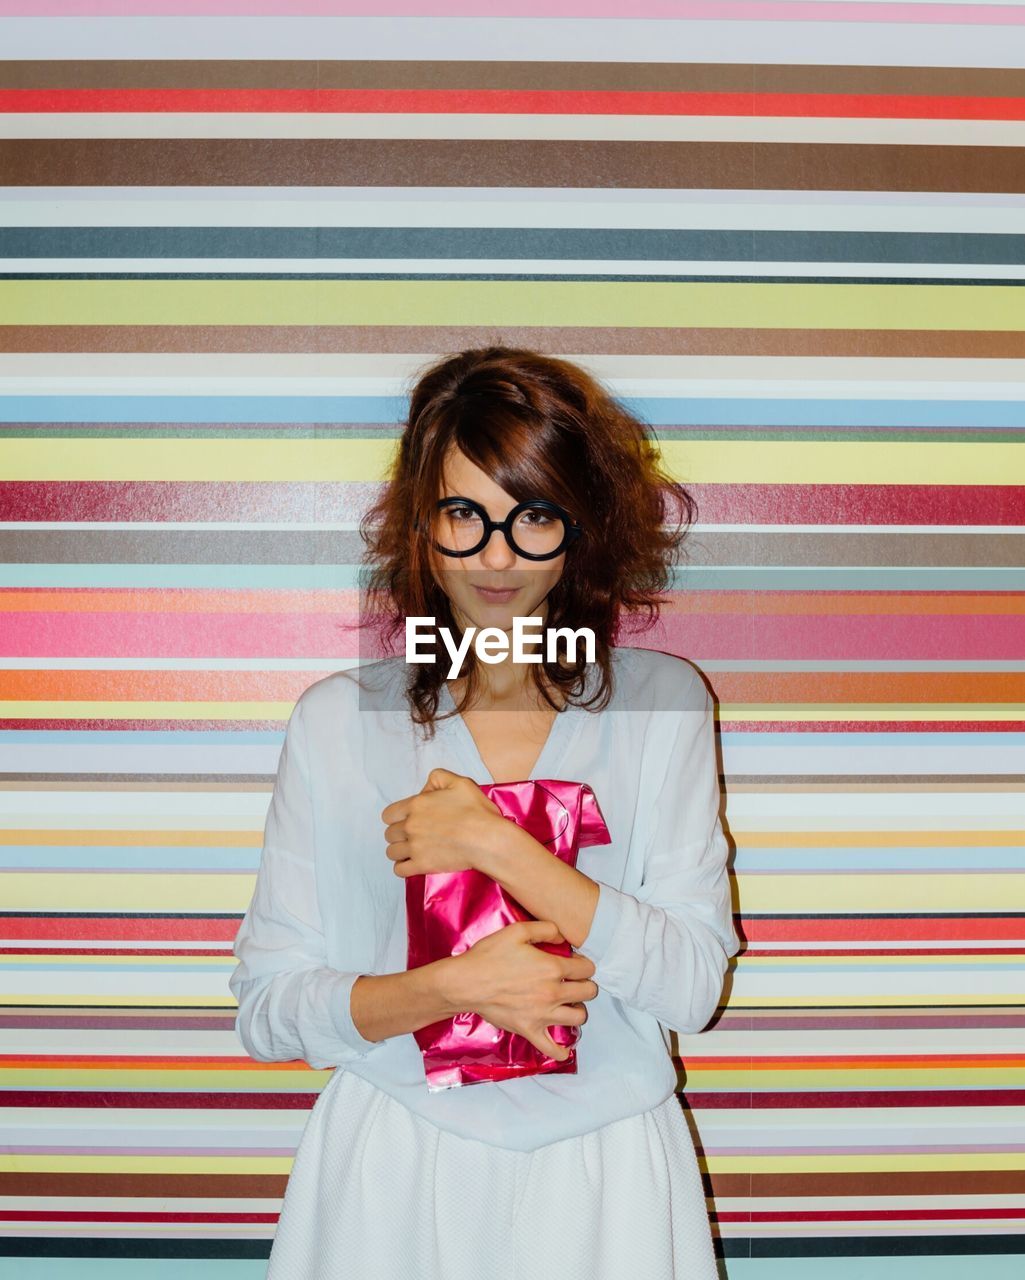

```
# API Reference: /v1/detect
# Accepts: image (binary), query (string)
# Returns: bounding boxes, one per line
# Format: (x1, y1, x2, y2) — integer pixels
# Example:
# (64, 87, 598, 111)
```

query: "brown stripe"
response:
(0, 530, 1017, 566)
(2, 1170, 1021, 1198)
(0, 61, 1023, 96)
(3, 139, 1023, 191)
(4, 326, 1025, 358)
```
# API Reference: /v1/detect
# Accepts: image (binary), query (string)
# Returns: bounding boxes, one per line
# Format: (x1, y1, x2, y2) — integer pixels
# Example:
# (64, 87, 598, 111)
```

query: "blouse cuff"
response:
(577, 879, 628, 966)
(324, 969, 382, 1057)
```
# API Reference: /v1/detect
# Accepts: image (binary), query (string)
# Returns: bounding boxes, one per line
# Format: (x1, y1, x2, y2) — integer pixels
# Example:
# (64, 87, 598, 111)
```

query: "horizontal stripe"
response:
(1, 439, 1019, 485)
(1, 668, 1022, 702)
(3, 139, 1025, 192)
(2, 612, 1022, 659)
(1, 58, 1024, 96)
(2, 17, 1025, 68)
(4, 87, 1025, 122)
(4, 280, 1022, 331)
(4, 872, 1023, 914)
(7, 114, 1025, 147)
(7, 352, 1025, 385)
(2, 568, 1023, 593)
(5, 394, 1024, 423)
(3, 2, 1025, 25)
(6, 227, 1025, 266)
(0, 480, 1021, 524)
(0, 530, 1021, 569)
(7, 191, 1025, 235)
(5, 326, 1025, 361)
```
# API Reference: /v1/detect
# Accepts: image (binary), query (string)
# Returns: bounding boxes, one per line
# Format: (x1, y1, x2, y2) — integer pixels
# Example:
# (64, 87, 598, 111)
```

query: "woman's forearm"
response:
(349, 956, 464, 1044)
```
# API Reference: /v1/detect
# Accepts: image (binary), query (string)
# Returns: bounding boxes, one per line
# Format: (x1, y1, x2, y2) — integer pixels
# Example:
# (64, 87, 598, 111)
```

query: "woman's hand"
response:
(381, 767, 514, 877)
(443, 918, 599, 1062)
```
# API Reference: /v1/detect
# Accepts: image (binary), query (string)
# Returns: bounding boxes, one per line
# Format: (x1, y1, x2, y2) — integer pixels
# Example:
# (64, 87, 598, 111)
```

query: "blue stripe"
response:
(2, 395, 1025, 426)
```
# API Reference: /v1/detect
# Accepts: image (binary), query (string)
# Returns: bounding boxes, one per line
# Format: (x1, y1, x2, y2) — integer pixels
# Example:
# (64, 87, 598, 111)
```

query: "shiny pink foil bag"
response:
(405, 779, 612, 1091)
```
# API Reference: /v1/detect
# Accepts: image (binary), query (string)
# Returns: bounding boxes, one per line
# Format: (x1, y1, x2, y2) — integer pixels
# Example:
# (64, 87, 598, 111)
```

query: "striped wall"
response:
(1, 3, 1024, 1276)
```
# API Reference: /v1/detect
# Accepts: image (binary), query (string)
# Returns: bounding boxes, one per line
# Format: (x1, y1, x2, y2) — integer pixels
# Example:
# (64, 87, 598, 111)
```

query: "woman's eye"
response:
(449, 505, 476, 521)
(520, 510, 553, 526)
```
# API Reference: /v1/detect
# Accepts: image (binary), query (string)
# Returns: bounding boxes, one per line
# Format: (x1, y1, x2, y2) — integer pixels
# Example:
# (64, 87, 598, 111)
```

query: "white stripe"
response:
(7, 353, 1025, 384)
(3, 18, 1024, 68)
(681, 1029, 1025, 1055)
(4, 189, 1024, 231)
(0, 1197, 285, 1211)
(4, 966, 1022, 1002)
(6, 256, 1025, 280)
(4, 373, 1025, 398)
(2, 112, 1023, 146)
(727, 792, 1025, 818)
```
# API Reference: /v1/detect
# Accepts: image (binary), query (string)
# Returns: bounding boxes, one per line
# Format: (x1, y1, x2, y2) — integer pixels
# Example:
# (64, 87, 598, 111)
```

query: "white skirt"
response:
(266, 1068, 720, 1280)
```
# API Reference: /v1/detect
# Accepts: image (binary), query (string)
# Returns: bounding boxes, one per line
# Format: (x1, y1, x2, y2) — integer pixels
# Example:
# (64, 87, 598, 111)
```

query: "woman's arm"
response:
(480, 683, 739, 1036)
(229, 693, 460, 1064)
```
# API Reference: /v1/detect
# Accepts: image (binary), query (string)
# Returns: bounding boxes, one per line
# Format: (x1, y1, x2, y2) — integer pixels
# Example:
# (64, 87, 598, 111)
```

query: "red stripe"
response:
(2, 88, 1024, 120)
(0, 917, 240, 941)
(743, 917, 1025, 941)
(0, 1211, 278, 1223)
(2, 482, 1020, 525)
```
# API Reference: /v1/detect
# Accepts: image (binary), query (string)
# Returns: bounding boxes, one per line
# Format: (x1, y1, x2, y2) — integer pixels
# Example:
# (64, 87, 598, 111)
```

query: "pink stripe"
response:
(0, 3, 1022, 26)
(2, 612, 1021, 660)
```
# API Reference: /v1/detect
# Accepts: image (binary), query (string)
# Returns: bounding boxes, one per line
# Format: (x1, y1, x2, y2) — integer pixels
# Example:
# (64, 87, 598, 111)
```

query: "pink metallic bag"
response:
(405, 778, 611, 1091)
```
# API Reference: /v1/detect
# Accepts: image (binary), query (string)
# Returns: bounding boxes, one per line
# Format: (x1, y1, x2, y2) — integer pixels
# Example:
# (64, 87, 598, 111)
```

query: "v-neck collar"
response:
(440, 675, 585, 786)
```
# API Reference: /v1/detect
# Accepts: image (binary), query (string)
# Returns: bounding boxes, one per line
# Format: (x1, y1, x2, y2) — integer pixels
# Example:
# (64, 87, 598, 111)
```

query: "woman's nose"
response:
(478, 526, 519, 569)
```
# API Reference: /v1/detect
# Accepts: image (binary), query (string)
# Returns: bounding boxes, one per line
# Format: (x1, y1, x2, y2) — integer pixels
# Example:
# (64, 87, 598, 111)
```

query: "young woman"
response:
(229, 346, 740, 1279)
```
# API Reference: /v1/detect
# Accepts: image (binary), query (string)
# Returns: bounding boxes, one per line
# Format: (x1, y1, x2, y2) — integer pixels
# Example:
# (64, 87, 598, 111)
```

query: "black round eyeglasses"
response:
(418, 496, 583, 561)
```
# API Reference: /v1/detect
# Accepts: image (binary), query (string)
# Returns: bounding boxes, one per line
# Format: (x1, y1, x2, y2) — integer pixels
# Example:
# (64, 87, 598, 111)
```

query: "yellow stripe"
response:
(0, 438, 1019, 485)
(736, 874, 1025, 911)
(4, 871, 1022, 912)
(683, 1068, 1025, 1087)
(3, 952, 1020, 969)
(3, 279, 1023, 330)
(698, 1153, 1025, 1172)
(3, 1151, 1022, 1173)
(4, 1066, 1017, 1091)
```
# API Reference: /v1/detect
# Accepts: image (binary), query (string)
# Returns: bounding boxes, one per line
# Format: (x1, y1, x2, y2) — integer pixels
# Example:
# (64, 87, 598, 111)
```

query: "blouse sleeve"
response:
(228, 692, 385, 1069)
(577, 682, 740, 1035)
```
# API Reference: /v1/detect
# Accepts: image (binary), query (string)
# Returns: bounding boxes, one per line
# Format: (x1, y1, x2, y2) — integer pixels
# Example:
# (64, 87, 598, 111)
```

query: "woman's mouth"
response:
(472, 584, 519, 602)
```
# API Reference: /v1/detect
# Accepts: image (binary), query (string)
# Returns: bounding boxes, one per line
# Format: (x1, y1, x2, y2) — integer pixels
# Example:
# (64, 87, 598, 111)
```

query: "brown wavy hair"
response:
(356, 345, 696, 737)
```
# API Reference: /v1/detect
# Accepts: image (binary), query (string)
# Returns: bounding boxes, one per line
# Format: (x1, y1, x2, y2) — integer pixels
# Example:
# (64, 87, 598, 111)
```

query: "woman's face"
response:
(426, 446, 568, 636)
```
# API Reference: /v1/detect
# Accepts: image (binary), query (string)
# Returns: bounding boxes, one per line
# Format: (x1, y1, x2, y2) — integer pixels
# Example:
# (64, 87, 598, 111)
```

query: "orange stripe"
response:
(2, 591, 1024, 617)
(1, 670, 1022, 703)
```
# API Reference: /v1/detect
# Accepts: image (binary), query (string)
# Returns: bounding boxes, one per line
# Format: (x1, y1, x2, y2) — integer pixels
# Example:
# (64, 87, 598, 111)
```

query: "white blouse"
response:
(229, 644, 741, 1152)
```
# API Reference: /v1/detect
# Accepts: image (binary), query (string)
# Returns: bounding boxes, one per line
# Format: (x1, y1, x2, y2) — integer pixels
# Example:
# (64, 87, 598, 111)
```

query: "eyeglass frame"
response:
(417, 496, 584, 561)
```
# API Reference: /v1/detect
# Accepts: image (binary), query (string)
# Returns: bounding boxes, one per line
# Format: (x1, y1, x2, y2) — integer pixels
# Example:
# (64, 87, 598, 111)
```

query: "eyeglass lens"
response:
(432, 502, 568, 557)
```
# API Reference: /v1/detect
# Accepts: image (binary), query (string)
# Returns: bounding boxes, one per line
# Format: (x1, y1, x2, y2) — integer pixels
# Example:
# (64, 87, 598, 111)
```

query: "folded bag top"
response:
(405, 778, 612, 1092)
